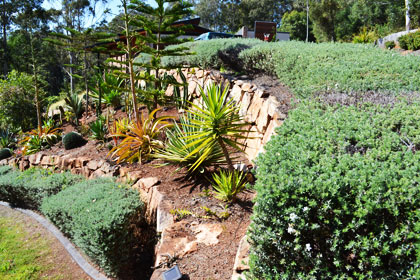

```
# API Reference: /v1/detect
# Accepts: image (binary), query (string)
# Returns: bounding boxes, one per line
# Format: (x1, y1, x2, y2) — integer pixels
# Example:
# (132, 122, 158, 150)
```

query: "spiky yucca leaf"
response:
(184, 83, 249, 171)
(212, 169, 247, 203)
(109, 109, 174, 163)
(155, 113, 225, 175)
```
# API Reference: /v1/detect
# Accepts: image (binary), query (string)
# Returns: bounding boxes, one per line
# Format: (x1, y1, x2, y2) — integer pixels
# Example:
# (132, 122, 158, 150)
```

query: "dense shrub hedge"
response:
(166, 39, 420, 98)
(41, 178, 144, 276)
(0, 168, 82, 209)
(398, 31, 420, 50)
(249, 102, 420, 279)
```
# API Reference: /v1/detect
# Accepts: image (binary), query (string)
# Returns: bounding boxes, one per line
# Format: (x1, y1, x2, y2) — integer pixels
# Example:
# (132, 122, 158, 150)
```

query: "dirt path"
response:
(0, 205, 91, 280)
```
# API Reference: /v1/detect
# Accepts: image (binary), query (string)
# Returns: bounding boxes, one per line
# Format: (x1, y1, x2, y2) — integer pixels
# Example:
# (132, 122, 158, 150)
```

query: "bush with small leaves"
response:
(62, 131, 86, 150)
(0, 168, 82, 209)
(385, 41, 396, 49)
(249, 102, 420, 279)
(41, 178, 144, 276)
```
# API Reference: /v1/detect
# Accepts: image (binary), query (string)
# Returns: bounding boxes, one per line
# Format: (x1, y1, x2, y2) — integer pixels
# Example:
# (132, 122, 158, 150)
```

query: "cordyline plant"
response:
(108, 108, 174, 163)
(184, 83, 249, 172)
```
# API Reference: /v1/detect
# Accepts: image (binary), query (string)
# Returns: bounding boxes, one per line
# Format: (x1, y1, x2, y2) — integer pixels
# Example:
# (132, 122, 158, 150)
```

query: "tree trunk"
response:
(123, 0, 140, 124)
(29, 29, 42, 135)
(2, 7, 8, 78)
(406, 0, 411, 31)
(218, 138, 234, 172)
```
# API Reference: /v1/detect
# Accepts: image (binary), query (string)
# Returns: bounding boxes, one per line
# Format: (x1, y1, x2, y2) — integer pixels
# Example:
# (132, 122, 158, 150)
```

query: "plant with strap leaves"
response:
(184, 83, 249, 172)
(108, 108, 174, 164)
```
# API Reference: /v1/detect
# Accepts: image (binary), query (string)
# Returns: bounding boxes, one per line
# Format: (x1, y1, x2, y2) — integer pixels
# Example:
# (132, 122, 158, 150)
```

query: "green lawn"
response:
(0, 217, 54, 280)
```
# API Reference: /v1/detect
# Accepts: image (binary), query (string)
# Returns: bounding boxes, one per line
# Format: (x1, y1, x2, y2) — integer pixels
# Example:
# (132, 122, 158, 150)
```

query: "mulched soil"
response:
(0, 205, 91, 280)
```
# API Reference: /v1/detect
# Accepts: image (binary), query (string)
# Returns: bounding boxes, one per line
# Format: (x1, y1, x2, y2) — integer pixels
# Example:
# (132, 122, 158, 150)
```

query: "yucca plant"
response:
(212, 169, 247, 203)
(156, 113, 225, 176)
(108, 108, 174, 163)
(0, 128, 16, 149)
(65, 94, 84, 125)
(184, 83, 249, 172)
(89, 116, 108, 141)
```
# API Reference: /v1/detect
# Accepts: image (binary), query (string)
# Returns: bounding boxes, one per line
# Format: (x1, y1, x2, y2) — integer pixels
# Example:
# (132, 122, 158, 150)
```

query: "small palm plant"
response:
(184, 83, 249, 172)
(89, 116, 108, 141)
(65, 94, 84, 125)
(212, 169, 247, 203)
(108, 108, 174, 163)
(155, 112, 225, 176)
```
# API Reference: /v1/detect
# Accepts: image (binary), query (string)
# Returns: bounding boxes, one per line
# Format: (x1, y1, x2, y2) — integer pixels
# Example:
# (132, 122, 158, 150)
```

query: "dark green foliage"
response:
(280, 10, 314, 42)
(169, 39, 420, 98)
(0, 168, 82, 209)
(0, 148, 12, 160)
(0, 128, 16, 149)
(89, 116, 107, 141)
(62, 131, 86, 150)
(385, 41, 396, 49)
(398, 31, 420, 50)
(249, 102, 420, 279)
(64, 94, 84, 125)
(41, 179, 144, 276)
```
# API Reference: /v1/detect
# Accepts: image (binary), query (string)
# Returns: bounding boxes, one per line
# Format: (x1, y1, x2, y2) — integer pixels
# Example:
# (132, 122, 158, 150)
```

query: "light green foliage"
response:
(169, 39, 420, 98)
(62, 131, 86, 150)
(212, 169, 247, 203)
(239, 41, 420, 97)
(184, 83, 248, 171)
(0, 168, 82, 209)
(89, 116, 107, 141)
(64, 94, 84, 125)
(0, 148, 12, 160)
(41, 178, 144, 276)
(249, 102, 420, 279)
(352, 27, 378, 43)
(156, 112, 225, 176)
(398, 30, 420, 50)
(163, 38, 263, 70)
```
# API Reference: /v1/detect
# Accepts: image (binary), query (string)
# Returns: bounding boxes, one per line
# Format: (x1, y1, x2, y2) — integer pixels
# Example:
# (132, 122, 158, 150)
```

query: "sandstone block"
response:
(242, 82, 252, 92)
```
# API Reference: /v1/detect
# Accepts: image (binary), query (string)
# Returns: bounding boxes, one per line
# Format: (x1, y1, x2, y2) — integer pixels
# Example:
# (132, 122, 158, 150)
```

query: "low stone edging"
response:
(0, 201, 108, 280)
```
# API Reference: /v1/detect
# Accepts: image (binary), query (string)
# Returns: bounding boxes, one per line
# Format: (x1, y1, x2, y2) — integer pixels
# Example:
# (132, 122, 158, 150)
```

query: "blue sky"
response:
(42, 0, 157, 27)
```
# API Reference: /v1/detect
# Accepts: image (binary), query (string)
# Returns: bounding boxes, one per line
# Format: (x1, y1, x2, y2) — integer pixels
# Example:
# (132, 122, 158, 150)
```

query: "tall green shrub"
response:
(249, 102, 420, 279)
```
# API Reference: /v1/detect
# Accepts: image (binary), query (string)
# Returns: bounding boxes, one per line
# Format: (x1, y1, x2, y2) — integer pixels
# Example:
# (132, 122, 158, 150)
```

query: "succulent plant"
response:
(62, 132, 86, 150)
(0, 148, 12, 160)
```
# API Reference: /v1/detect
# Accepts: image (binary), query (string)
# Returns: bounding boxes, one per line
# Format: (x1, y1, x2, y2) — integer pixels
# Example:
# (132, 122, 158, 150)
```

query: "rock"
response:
(74, 157, 90, 168)
(231, 236, 251, 280)
(244, 126, 262, 161)
(247, 96, 264, 123)
(40, 155, 52, 166)
(126, 170, 142, 184)
(235, 80, 244, 86)
(242, 82, 252, 92)
(262, 120, 276, 145)
(0, 159, 7, 166)
(230, 84, 244, 104)
(34, 153, 44, 165)
(188, 80, 197, 97)
(87, 160, 100, 170)
(267, 95, 281, 117)
(165, 84, 174, 96)
(196, 69, 204, 78)
(81, 166, 91, 178)
(19, 158, 29, 171)
(138, 177, 160, 190)
(239, 91, 253, 118)
(256, 100, 271, 132)
(28, 154, 37, 165)
(119, 166, 131, 177)
(191, 223, 223, 246)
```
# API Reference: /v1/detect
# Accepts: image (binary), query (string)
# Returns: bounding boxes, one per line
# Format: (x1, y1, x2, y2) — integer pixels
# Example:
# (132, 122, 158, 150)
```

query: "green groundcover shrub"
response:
(166, 39, 420, 98)
(41, 178, 144, 276)
(0, 168, 82, 209)
(249, 102, 420, 279)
